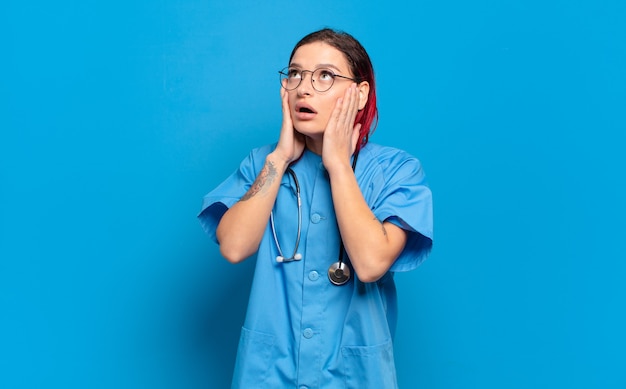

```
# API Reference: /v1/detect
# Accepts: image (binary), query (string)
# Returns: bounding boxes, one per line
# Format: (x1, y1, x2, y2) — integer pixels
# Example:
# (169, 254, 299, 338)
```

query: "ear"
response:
(356, 81, 370, 110)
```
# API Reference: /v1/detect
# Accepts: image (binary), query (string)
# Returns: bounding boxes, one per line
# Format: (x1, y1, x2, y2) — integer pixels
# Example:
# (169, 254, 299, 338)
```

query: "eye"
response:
(287, 68, 301, 79)
(317, 69, 335, 81)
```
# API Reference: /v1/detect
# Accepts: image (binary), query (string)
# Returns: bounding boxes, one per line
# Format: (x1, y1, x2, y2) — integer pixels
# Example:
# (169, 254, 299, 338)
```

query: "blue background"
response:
(2, 0, 625, 388)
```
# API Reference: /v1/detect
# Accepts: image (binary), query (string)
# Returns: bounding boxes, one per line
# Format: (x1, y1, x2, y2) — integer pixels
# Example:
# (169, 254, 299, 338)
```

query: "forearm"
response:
(329, 164, 407, 282)
(217, 152, 289, 263)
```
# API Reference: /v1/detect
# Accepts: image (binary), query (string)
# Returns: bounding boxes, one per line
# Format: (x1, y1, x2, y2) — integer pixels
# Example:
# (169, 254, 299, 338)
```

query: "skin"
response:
(216, 42, 407, 282)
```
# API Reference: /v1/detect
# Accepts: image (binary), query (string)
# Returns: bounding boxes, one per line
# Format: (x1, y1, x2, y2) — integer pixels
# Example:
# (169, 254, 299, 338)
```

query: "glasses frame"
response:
(278, 67, 358, 92)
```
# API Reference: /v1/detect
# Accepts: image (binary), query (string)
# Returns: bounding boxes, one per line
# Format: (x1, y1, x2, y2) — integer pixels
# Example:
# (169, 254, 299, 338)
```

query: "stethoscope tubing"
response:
(271, 152, 359, 285)
(270, 168, 302, 263)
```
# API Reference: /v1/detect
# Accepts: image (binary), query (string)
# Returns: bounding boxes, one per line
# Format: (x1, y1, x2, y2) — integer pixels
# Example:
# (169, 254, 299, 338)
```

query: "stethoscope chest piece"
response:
(328, 261, 351, 285)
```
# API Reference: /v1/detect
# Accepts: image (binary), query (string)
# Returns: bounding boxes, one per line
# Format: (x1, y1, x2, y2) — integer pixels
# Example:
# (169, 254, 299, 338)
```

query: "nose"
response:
(296, 71, 313, 96)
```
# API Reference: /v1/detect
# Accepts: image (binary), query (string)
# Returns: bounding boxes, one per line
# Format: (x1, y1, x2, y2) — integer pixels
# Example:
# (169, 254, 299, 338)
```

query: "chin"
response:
(293, 122, 324, 137)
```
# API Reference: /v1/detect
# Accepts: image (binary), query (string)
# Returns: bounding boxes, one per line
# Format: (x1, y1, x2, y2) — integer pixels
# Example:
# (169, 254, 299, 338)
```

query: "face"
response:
(287, 42, 366, 139)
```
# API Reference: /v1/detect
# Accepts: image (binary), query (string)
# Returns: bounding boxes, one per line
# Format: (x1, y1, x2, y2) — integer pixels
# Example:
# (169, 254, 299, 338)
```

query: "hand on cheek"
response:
(322, 84, 361, 171)
(274, 87, 305, 164)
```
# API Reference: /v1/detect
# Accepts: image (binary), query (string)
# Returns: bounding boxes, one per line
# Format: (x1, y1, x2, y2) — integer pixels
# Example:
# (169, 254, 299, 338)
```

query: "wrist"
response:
(325, 159, 353, 178)
(267, 151, 291, 172)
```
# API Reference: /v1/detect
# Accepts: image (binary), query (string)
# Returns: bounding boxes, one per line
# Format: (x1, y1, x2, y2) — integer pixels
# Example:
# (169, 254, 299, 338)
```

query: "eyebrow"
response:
(289, 62, 344, 73)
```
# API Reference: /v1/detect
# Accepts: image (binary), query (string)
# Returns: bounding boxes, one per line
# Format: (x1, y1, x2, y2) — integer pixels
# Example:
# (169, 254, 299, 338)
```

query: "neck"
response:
(304, 136, 323, 155)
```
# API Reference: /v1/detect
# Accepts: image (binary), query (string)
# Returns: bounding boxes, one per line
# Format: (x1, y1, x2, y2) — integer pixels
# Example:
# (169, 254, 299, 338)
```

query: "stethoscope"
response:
(269, 153, 359, 286)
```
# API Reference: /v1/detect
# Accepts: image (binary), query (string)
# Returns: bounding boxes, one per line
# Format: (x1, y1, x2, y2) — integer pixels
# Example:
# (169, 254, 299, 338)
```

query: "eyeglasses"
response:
(279, 67, 357, 92)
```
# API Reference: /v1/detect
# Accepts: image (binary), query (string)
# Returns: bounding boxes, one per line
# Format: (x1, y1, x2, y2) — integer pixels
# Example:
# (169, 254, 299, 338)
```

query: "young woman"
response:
(199, 28, 433, 388)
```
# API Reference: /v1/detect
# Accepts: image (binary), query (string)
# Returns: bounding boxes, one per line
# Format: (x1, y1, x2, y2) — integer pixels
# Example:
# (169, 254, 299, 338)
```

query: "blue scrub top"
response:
(199, 142, 433, 389)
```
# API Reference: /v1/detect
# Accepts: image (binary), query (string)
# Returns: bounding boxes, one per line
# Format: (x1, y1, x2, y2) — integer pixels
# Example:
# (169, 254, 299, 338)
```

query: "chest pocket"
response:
(341, 339, 398, 389)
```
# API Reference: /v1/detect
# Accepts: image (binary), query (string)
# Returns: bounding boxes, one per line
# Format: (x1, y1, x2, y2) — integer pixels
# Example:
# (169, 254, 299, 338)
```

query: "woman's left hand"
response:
(321, 84, 361, 172)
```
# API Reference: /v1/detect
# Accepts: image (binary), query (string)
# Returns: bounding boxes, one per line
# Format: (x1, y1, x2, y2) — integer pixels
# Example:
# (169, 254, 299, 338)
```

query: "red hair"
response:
(289, 29, 378, 152)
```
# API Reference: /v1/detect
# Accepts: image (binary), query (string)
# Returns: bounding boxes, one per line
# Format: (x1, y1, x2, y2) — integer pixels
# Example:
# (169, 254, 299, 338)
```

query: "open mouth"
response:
(295, 103, 317, 115)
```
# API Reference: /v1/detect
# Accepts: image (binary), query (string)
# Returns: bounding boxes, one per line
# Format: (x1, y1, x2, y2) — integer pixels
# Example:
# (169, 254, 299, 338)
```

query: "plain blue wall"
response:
(2, 0, 625, 388)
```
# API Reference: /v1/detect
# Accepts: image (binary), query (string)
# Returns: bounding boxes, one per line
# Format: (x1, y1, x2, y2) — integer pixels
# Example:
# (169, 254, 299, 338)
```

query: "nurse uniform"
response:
(199, 142, 433, 388)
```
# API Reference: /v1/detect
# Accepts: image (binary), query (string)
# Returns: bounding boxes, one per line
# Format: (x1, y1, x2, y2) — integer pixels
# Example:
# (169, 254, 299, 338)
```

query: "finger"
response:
(281, 88, 293, 125)
(328, 96, 344, 131)
(342, 85, 355, 123)
(346, 85, 359, 126)
(280, 86, 288, 111)
(351, 123, 362, 152)
(341, 84, 358, 130)
(330, 88, 351, 132)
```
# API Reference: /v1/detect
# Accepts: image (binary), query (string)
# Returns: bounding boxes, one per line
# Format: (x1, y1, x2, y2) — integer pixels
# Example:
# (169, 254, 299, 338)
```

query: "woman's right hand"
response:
(217, 87, 302, 263)
(273, 87, 305, 164)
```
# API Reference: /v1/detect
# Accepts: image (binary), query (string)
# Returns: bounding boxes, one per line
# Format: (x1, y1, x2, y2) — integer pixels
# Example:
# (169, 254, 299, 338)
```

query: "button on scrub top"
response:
(199, 142, 433, 389)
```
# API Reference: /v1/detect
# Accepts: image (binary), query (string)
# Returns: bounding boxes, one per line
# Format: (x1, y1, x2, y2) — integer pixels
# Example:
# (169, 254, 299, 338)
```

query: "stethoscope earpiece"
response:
(276, 253, 302, 263)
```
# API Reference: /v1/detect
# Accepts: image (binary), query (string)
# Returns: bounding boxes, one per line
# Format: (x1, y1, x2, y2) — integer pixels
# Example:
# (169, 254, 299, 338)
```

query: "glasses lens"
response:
(312, 69, 335, 92)
(280, 67, 300, 90)
(279, 68, 337, 91)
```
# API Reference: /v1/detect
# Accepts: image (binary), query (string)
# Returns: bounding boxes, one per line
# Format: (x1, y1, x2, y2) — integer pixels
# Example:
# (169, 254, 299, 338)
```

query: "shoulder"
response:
(238, 143, 277, 170)
(248, 143, 277, 160)
(358, 143, 425, 179)
(360, 143, 420, 164)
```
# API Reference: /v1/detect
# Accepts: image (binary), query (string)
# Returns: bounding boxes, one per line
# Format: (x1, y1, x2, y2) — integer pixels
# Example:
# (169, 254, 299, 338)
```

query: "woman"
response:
(199, 28, 433, 388)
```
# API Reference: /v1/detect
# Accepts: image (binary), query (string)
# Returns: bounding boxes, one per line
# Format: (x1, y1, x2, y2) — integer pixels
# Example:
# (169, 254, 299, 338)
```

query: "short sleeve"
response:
(365, 148, 433, 272)
(197, 146, 272, 244)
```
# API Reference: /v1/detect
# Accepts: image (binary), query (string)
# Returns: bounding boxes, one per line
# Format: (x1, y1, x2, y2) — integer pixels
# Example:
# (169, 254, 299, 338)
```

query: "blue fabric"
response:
(198, 142, 433, 388)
